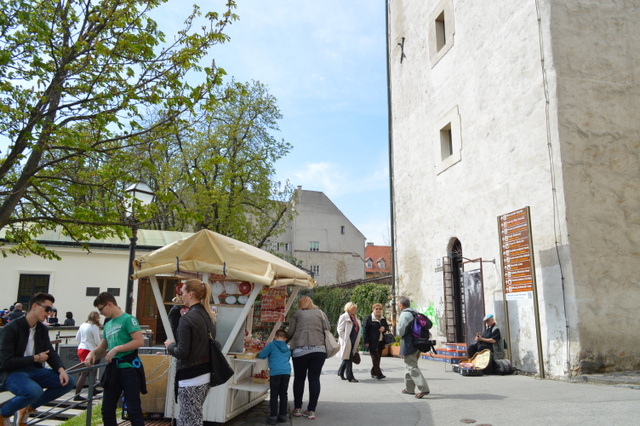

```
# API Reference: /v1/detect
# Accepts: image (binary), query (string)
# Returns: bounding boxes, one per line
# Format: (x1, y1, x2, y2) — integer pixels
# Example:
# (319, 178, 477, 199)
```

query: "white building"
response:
(267, 187, 366, 286)
(387, 0, 639, 378)
(0, 229, 190, 335)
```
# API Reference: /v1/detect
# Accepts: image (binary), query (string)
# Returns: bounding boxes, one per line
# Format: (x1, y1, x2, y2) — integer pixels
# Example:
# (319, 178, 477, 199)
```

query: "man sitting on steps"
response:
(0, 293, 75, 425)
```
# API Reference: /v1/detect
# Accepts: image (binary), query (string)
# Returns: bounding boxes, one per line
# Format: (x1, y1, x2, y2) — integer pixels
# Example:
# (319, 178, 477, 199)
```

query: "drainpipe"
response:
(385, 0, 398, 333)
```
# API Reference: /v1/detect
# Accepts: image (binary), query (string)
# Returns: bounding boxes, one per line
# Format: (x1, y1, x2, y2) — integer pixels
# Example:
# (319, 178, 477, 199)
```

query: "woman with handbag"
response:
(164, 279, 215, 426)
(363, 303, 390, 380)
(337, 302, 361, 383)
(286, 296, 330, 420)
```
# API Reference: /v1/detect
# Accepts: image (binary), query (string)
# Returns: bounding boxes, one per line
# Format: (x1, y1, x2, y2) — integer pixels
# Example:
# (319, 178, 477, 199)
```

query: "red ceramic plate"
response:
(238, 282, 252, 295)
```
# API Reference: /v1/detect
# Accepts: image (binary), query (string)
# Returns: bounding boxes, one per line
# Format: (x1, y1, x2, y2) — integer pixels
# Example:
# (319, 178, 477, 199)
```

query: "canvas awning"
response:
(131, 229, 315, 288)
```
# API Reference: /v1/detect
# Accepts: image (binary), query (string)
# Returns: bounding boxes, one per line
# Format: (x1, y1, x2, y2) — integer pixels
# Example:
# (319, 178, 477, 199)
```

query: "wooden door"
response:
(136, 278, 159, 344)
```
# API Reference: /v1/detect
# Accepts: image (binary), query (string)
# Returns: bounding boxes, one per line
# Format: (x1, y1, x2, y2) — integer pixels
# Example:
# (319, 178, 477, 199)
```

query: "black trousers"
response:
(269, 374, 290, 417)
(102, 367, 143, 426)
(369, 341, 385, 377)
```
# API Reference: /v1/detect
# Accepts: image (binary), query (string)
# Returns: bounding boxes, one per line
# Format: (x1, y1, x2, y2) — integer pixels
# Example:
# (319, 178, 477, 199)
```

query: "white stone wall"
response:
(550, 0, 640, 372)
(388, 0, 639, 377)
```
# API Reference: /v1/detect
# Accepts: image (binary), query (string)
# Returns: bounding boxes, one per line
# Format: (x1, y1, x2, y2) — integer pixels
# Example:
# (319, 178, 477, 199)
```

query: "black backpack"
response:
(494, 358, 514, 375)
(409, 311, 434, 352)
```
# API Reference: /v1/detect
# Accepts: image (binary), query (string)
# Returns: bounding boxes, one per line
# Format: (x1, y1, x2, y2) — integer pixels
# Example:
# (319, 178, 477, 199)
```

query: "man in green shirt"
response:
(85, 292, 145, 426)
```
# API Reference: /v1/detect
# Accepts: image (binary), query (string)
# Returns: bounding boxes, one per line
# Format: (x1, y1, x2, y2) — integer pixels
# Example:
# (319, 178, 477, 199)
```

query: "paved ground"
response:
(19, 353, 637, 425)
(222, 353, 640, 426)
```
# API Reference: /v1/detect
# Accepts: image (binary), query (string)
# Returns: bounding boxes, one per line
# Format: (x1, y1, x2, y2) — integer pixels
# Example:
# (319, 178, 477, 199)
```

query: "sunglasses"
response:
(37, 303, 53, 313)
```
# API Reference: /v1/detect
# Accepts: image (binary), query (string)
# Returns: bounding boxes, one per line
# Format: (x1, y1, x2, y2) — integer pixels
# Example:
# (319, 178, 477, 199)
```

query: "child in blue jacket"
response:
(258, 329, 292, 424)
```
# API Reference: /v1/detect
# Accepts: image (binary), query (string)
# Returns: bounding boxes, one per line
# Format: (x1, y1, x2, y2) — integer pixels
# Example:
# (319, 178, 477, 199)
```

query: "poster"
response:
(463, 269, 485, 345)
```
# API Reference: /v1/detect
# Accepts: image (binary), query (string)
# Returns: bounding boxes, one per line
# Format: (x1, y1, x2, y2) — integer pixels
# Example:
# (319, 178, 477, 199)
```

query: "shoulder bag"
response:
(195, 308, 234, 387)
(383, 332, 396, 346)
(322, 312, 340, 358)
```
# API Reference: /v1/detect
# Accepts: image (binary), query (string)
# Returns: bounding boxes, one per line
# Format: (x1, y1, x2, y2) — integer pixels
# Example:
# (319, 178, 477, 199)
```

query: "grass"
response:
(59, 405, 122, 426)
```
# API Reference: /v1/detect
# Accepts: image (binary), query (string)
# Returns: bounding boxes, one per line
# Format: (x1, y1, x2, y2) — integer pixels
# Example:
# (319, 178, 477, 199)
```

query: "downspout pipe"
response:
(385, 0, 398, 332)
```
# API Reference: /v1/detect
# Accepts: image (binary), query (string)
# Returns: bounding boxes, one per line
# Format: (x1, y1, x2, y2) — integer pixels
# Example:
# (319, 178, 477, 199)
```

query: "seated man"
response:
(0, 293, 75, 425)
(468, 314, 501, 358)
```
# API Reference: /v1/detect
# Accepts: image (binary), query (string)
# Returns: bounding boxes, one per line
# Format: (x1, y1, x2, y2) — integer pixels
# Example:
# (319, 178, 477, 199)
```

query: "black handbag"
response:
(195, 308, 234, 387)
(210, 338, 234, 387)
(383, 332, 395, 346)
(352, 352, 361, 365)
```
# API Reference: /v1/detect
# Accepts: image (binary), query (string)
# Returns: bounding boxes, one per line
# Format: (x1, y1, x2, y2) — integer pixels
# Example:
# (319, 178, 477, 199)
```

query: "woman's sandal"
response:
(401, 389, 415, 395)
(415, 391, 430, 399)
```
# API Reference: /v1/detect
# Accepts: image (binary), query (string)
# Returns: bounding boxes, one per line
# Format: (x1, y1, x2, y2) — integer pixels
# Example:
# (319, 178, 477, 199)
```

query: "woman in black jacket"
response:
(363, 303, 390, 380)
(165, 279, 215, 426)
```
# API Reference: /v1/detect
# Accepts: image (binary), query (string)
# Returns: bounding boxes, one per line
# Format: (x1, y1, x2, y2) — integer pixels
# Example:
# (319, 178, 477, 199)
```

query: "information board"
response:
(498, 207, 534, 300)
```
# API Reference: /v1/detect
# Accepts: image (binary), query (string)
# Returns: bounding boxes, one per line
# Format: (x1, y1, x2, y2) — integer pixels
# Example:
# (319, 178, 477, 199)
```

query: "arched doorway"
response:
(443, 239, 464, 343)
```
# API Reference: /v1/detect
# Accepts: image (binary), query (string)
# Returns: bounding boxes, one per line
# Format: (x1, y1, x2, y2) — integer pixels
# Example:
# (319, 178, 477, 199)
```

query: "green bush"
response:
(295, 283, 391, 336)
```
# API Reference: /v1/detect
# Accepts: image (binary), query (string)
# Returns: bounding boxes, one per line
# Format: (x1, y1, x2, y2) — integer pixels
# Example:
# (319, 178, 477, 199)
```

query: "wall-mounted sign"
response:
(498, 207, 534, 300)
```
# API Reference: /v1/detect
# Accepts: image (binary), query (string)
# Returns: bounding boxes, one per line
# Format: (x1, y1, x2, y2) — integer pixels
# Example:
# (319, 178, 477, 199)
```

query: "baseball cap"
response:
(483, 314, 494, 321)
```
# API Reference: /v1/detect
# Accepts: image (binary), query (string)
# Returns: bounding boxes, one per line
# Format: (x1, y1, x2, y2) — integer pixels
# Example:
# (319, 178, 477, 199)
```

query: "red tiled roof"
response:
(365, 245, 391, 273)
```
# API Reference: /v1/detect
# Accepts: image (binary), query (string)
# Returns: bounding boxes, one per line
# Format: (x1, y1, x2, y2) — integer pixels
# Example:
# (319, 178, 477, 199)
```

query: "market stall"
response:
(131, 229, 315, 423)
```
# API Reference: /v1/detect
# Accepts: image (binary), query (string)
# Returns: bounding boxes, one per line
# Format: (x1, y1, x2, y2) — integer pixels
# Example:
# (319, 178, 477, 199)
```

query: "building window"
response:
(440, 124, 453, 160)
(435, 11, 446, 51)
(429, 0, 455, 66)
(366, 259, 373, 269)
(284, 243, 291, 251)
(18, 274, 50, 304)
(309, 241, 320, 252)
(435, 106, 462, 174)
(340, 226, 345, 235)
(378, 259, 386, 270)
(107, 288, 121, 296)
(310, 265, 320, 276)
(86, 287, 100, 297)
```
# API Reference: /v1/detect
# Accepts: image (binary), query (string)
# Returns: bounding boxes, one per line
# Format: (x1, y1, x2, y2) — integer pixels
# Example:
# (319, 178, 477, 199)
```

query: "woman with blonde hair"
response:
(363, 303, 390, 380)
(337, 302, 361, 382)
(74, 311, 101, 400)
(164, 279, 215, 426)
(287, 296, 330, 420)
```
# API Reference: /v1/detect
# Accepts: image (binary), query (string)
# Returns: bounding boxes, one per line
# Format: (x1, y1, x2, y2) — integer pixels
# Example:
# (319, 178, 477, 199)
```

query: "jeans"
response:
(292, 352, 325, 412)
(0, 365, 75, 416)
(101, 367, 144, 426)
(269, 374, 290, 417)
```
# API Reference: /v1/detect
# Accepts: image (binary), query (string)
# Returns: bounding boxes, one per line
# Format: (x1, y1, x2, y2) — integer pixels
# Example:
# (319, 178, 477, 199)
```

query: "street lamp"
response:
(125, 182, 155, 314)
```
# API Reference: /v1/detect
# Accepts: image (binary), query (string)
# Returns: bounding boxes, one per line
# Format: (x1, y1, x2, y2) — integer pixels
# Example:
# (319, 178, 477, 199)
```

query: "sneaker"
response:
(17, 406, 35, 425)
(267, 416, 277, 425)
(1, 414, 12, 426)
(292, 408, 302, 417)
(74, 395, 87, 402)
(302, 410, 316, 419)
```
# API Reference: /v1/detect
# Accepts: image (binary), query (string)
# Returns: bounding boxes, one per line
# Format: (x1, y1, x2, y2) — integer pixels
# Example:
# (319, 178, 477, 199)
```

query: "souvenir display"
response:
(211, 281, 225, 297)
(238, 281, 252, 295)
(260, 287, 286, 322)
(224, 281, 239, 295)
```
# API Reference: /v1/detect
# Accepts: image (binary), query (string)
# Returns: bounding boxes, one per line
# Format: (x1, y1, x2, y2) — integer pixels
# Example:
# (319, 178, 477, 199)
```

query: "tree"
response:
(137, 80, 294, 246)
(0, 0, 237, 258)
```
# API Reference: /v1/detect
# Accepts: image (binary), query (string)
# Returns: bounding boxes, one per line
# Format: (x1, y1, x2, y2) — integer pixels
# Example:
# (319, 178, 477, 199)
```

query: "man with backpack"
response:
(396, 296, 430, 399)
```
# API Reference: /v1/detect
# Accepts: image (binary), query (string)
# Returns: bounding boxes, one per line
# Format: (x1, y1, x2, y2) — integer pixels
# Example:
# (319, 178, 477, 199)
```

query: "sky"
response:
(155, 1, 391, 245)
